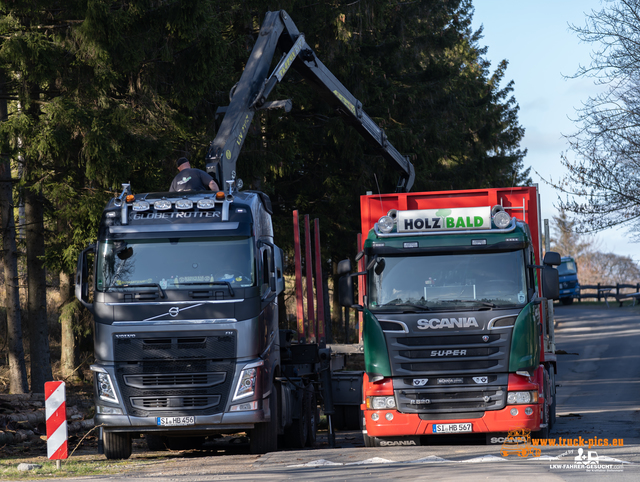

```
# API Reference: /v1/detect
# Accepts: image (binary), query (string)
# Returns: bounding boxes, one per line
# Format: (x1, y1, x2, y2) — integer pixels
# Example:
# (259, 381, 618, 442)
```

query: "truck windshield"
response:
(368, 251, 527, 311)
(96, 237, 255, 291)
(558, 260, 577, 276)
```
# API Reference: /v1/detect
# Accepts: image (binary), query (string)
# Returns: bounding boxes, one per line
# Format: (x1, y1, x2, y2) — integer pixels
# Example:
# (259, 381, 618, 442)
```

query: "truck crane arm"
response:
(206, 10, 415, 193)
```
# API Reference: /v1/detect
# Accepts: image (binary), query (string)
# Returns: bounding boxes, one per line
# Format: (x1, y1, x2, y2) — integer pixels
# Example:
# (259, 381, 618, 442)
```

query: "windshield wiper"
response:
(120, 283, 165, 299)
(378, 300, 430, 311)
(437, 300, 496, 310)
(178, 281, 235, 297)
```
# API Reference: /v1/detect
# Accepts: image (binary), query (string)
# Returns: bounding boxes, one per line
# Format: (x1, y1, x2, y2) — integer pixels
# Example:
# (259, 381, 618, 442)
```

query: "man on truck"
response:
(170, 157, 219, 192)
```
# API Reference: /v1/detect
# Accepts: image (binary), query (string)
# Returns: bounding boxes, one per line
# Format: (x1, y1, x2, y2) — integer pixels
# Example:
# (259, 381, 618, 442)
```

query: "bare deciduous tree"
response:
(554, 0, 640, 237)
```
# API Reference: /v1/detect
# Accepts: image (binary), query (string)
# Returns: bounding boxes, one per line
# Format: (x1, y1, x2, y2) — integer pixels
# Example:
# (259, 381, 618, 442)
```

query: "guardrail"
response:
(579, 283, 640, 306)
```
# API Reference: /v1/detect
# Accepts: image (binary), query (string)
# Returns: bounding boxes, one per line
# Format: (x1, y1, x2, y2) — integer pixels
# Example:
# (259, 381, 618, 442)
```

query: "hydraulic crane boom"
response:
(206, 10, 415, 193)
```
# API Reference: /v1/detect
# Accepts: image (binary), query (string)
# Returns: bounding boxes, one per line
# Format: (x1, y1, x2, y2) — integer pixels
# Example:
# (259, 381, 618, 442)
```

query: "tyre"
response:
(250, 382, 279, 454)
(103, 431, 132, 460)
(533, 375, 550, 440)
(548, 369, 557, 430)
(283, 390, 308, 449)
(145, 434, 168, 451)
(363, 431, 376, 447)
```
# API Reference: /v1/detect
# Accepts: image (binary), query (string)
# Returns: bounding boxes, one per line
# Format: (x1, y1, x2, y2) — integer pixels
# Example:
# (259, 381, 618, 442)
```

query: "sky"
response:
(471, 0, 640, 262)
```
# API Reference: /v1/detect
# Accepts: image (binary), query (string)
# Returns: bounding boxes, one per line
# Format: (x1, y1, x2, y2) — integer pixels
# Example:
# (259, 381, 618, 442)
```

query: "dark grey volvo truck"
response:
(76, 184, 285, 458)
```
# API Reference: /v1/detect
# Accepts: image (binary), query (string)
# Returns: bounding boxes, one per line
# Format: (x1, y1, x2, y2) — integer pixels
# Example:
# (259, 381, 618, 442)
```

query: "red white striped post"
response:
(45, 381, 68, 464)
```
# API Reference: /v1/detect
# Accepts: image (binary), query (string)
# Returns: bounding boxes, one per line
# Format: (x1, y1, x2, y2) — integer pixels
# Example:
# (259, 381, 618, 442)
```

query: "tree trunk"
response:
(25, 186, 52, 392)
(0, 69, 29, 394)
(59, 271, 80, 381)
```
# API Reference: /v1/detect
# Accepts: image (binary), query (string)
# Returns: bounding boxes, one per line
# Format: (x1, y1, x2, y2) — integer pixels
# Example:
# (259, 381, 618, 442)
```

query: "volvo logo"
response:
(169, 307, 180, 317)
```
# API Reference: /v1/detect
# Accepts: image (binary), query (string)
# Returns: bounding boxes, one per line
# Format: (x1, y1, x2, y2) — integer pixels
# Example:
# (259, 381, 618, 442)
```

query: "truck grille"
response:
(397, 386, 506, 413)
(130, 395, 221, 410)
(123, 372, 226, 389)
(113, 330, 236, 417)
(387, 331, 510, 376)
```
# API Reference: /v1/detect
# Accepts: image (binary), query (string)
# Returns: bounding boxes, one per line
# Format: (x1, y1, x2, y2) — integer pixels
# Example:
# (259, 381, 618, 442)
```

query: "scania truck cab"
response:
(76, 185, 285, 458)
(558, 256, 580, 305)
(339, 187, 560, 446)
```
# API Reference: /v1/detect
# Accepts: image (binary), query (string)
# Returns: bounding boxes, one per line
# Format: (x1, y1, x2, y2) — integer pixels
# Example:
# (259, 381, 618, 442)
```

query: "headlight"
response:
(197, 199, 215, 209)
(366, 396, 396, 410)
(230, 401, 259, 412)
(493, 210, 511, 229)
(233, 360, 263, 401)
(175, 199, 193, 210)
(378, 216, 394, 233)
(154, 199, 172, 210)
(96, 405, 124, 415)
(507, 390, 538, 405)
(132, 201, 150, 211)
(95, 372, 119, 404)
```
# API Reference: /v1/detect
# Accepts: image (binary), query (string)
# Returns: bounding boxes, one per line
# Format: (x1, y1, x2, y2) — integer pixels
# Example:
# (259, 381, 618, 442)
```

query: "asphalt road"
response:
(52, 304, 640, 481)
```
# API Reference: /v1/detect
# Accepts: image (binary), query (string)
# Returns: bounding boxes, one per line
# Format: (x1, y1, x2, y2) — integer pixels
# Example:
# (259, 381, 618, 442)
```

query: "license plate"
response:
(432, 423, 472, 434)
(157, 416, 195, 427)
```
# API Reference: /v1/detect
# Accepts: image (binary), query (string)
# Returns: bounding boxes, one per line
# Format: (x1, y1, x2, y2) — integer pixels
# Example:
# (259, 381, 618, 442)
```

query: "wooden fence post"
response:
(597, 283, 601, 302)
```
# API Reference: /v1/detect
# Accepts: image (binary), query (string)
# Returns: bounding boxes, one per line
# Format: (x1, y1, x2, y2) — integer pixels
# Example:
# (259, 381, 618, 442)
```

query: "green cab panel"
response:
(363, 308, 392, 379)
(508, 302, 540, 373)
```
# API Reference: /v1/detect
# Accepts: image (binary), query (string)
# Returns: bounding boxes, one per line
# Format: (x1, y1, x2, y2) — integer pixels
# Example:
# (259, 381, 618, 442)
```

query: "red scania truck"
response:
(338, 186, 560, 446)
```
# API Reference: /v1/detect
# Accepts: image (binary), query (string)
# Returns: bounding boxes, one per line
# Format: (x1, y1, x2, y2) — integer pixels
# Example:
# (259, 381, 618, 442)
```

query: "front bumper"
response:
(363, 404, 541, 437)
(363, 370, 545, 438)
(96, 409, 265, 434)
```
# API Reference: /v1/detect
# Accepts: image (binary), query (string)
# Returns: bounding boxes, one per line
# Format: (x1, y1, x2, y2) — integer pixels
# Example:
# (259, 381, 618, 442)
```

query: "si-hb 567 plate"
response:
(157, 416, 195, 427)
(432, 423, 472, 434)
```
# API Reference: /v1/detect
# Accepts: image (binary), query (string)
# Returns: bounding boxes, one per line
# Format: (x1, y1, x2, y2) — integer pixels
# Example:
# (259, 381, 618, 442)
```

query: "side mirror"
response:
(542, 266, 559, 300)
(337, 259, 352, 276)
(338, 275, 354, 307)
(75, 244, 95, 312)
(543, 251, 561, 266)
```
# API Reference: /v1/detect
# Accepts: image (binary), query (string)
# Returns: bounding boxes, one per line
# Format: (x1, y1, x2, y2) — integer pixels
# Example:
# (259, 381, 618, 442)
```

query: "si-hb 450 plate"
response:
(157, 416, 195, 427)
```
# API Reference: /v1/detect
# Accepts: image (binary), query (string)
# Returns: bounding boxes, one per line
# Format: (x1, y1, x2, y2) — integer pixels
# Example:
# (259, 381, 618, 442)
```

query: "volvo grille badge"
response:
(169, 307, 180, 317)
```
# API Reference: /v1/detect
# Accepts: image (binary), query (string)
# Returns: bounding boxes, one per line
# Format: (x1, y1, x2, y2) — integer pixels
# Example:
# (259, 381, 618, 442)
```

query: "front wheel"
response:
(250, 383, 279, 454)
(104, 431, 132, 460)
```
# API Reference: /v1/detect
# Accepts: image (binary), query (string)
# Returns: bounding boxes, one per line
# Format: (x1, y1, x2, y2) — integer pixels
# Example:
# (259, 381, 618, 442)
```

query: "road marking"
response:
(345, 457, 397, 465)
(459, 455, 506, 463)
(288, 459, 344, 467)
(406, 455, 449, 463)
(286, 453, 632, 468)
